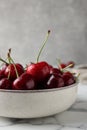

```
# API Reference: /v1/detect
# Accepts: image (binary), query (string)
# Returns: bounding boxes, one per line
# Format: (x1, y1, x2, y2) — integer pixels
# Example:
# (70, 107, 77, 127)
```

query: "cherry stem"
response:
(9, 48, 11, 55)
(36, 30, 50, 63)
(10, 56, 19, 78)
(8, 50, 19, 78)
(7, 53, 12, 64)
(7, 68, 10, 79)
(56, 59, 62, 71)
(76, 73, 80, 79)
(62, 64, 73, 71)
(0, 58, 8, 64)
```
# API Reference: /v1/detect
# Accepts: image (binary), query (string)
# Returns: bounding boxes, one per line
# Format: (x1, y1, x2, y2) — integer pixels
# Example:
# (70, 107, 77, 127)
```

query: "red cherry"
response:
(0, 78, 11, 89)
(51, 68, 62, 76)
(62, 71, 75, 86)
(66, 61, 75, 68)
(1, 63, 8, 73)
(5, 63, 24, 80)
(26, 61, 50, 83)
(46, 74, 64, 89)
(0, 64, 8, 80)
(64, 72, 73, 77)
(13, 73, 35, 90)
(36, 74, 51, 90)
(0, 70, 6, 80)
(60, 63, 66, 69)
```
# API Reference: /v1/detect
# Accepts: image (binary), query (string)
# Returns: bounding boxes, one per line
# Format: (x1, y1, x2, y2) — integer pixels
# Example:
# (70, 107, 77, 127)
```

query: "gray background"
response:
(0, 0, 87, 66)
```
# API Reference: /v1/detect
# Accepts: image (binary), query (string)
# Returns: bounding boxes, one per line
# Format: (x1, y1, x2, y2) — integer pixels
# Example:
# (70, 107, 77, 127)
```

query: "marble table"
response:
(0, 83, 87, 130)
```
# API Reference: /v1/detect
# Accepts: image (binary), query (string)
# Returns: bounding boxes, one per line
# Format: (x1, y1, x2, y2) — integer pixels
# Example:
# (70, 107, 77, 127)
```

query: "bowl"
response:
(0, 82, 78, 118)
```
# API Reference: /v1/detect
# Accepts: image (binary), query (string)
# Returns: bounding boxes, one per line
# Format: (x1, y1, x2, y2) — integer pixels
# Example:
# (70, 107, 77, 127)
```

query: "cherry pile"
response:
(0, 30, 77, 90)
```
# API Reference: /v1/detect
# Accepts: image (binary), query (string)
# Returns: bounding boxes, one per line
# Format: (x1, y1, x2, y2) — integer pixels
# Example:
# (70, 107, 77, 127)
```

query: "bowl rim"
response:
(0, 81, 79, 93)
(75, 64, 87, 69)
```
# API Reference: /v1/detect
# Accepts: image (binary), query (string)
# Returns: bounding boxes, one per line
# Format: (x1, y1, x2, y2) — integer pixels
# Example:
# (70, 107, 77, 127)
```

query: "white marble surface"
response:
(0, 83, 87, 130)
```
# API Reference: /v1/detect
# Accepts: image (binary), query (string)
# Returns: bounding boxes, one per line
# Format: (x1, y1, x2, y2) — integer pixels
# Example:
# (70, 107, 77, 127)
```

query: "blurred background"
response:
(0, 0, 86, 66)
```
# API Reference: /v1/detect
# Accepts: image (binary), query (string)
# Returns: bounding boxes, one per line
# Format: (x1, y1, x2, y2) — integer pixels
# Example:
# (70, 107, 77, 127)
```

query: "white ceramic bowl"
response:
(0, 82, 78, 118)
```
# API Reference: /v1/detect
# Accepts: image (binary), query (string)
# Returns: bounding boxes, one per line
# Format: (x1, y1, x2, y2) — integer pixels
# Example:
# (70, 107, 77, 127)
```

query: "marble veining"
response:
(0, 83, 86, 130)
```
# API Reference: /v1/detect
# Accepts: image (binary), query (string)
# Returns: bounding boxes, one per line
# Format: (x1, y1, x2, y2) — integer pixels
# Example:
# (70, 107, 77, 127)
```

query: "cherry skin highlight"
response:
(62, 71, 75, 86)
(5, 63, 24, 80)
(13, 72, 35, 90)
(46, 74, 64, 89)
(26, 61, 50, 83)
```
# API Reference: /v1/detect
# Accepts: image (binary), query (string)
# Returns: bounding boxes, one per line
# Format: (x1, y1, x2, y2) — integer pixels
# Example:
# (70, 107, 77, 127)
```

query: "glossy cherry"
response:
(46, 74, 64, 89)
(60, 63, 66, 69)
(0, 70, 5, 80)
(13, 72, 35, 90)
(62, 71, 75, 86)
(26, 61, 50, 83)
(1, 63, 8, 73)
(0, 78, 11, 89)
(0, 63, 8, 80)
(5, 63, 24, 80)
(51, 68, 62, 76)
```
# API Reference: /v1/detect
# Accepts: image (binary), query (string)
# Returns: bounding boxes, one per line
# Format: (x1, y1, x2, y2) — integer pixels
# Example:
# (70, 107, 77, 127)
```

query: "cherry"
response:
(36, 74, 51, 89)
(5, 63, 24, 80)
(46, 74, 64, 89)
(66, 61, 75, 68)
(13, 72, 35, 90)
(0, 78, 11, 89)
(51, 68, 62, 76)
(27, 61, 50, 83)
(1, 63, 8, 71)
(62, 71, 75, 86)
(60, 63, 66, 69)
(0, 70, 6, 80)
(63, 72, 74, 77)
(27, 30, 51, 83)
(0, 63, 8, 80)
(1, 63, 8, 73)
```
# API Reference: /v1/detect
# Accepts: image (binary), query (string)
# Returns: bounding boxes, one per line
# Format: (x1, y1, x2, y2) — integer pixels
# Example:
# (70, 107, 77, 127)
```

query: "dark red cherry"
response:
(13, 73, 35, 90)
(62, 71, 75, 86)
(0, 70, 6, 80)
(63, 71, 74, 78)
(66, 61, 75, 68)
(36, 74, 51, 90)
(0, 63, 8, 77)
(26, 61, 50, 83)
(5, 63, 24, 80)
(0, 78, 11, 89)
(46, 74, 64, 89)
(51, 68, 62, 76)
(1, 63, 8, 74)
(0, 64, 8, 80)
(60, 63, 66, 69)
